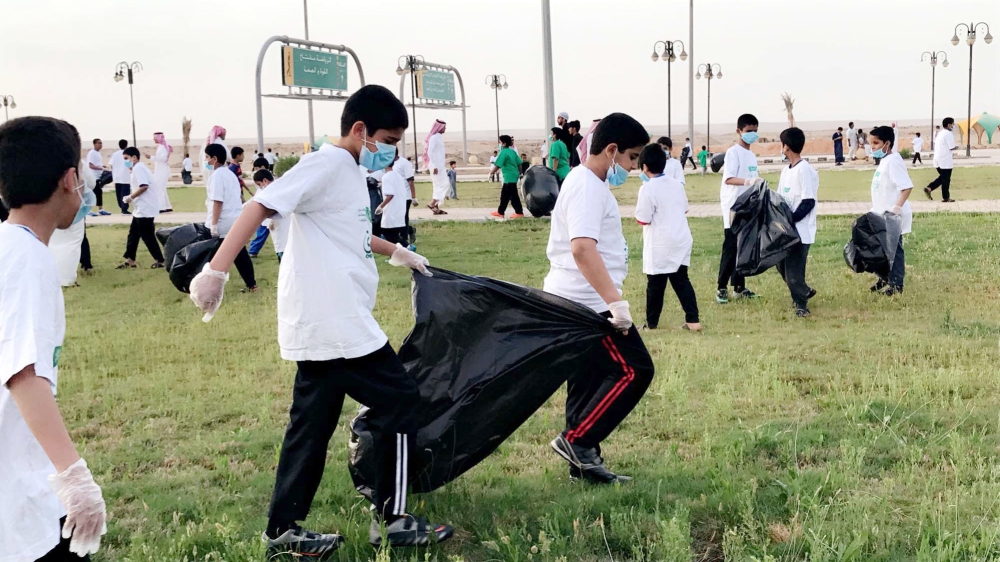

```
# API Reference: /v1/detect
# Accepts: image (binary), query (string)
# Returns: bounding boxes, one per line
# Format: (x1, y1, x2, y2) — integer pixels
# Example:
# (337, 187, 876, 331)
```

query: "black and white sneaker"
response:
(263, 526, 343, 560)
(369, 514, 454, 547)
(716, 289, 729, 304)
(551, 435, 631, 484)
(734, 288, 758, 299)
(795, 308, 811, 318)
(870, 279, 888, 293)
(806, 288, 817, 300)
(882, 285, 904, 297)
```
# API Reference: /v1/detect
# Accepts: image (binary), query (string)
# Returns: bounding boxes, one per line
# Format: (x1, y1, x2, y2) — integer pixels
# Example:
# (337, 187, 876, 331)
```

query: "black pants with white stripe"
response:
(267, 343, 419, 532)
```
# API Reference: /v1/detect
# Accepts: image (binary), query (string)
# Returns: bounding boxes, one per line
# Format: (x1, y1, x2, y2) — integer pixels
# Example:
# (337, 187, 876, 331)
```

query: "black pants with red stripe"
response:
(563, 318, 655, 449)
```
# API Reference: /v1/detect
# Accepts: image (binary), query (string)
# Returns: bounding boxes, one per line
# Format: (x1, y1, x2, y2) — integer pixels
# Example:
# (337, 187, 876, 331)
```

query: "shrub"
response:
(899, 148, 912, 160)
(274, 155, 300, 177)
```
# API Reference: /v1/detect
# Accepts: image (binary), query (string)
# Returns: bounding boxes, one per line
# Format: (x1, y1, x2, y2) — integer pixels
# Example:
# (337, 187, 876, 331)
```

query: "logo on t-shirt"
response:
(871, 172, 880, 193)
(749, 165, 758, 177)
(363, 235, 373, 259)
(53, 346, 61, 368)
(359, 207, 372, 222)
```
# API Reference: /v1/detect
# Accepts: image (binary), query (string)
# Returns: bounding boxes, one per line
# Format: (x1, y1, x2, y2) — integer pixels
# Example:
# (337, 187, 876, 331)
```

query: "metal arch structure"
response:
(254, 35, 365, 154)
(397, 60, 469, 164)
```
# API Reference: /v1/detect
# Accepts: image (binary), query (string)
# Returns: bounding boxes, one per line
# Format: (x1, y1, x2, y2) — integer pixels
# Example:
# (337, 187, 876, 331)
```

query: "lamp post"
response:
(114, 61, 142, 147)
(485, 74, 508, 144)
(695, 63, 722, 155)
(0, 95, 15, 122)
(951, 22, 993, 157)
(920, 51, 949, 149)
(650, 40, 687, 139)
(396, 55, 425, 173)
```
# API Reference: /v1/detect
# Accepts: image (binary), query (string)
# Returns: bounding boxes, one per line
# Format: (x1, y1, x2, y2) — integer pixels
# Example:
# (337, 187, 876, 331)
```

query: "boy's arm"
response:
(209, 202, 273, 270)
(7, 366, 79, 472)
(570, 238, 621, 305)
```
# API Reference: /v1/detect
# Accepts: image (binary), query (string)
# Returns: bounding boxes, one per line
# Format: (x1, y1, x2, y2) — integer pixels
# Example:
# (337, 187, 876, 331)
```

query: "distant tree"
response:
(181, 117, 192, 157)
(781, 93, 796, 128)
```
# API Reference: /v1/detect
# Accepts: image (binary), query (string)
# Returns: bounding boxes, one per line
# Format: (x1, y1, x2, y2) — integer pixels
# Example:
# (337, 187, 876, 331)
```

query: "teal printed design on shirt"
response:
(358, 207, 371, 222)
(624, 240, 629, 264)
(749, 165, 758, 177)
(871, 171, 881, 193)
(52, 346, 61, 368)
(363, 235, 373, 259)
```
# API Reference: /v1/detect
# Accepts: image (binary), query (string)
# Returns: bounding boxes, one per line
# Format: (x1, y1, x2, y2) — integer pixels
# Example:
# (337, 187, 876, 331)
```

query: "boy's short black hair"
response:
(915, 132, 921, 137)
(231, 146, 244, 159)
(0, 117, 80, 209)
(779, 127, 806, 153)
(568, 120, 581, 131)
(656, 136, 673, 149)
(870, 125, 895, 146)
(253, 169, 274, 183)
(184, 153, 190, 157)
(205, 143, 227, 163)
(124, 146, 141, 159)
(499, 134, 513, 147)
(92, 138, 101, 145)
(737, 113, 759, 130)
(942, 117, 955, 128)
(837, 127, 843, 131)
(449, 160, 457, 165)
(118, 139, 127, 149)
(701, 145, 707, 150)
(849, 121, 855, 128)
(639, 144, 667, 175)
(340, 84, 409, 137)
(589, 112, 649, 155)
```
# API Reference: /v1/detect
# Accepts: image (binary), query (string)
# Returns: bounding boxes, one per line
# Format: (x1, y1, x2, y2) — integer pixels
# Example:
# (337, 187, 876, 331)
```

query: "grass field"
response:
(63, 212, 1000, 561)
(165, 166, 1000, 213)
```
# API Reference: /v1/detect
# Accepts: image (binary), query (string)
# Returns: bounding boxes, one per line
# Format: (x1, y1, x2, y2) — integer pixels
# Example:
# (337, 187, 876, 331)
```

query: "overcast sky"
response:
(1, 0, 997, 143)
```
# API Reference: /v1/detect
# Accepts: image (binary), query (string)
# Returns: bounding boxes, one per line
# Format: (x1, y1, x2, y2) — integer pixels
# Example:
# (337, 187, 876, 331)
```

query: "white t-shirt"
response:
(489, 155, 497, 166)
(265, 152, 276, 165)
(110, 150, 129, 184)
(635, 175, 692, 275)
(253, 144, 386, 361)
(129, 162, 159, 219)
(270, 216, 288, 254)
(393, 158, 415, 200)
(848, 128, 858, 146)
(182, 157, 193, 172)
(776, 160, 820, 244)
(0, 223, 67, 562)
(720, 144, 759, 229)
(380, 170, 408, 229)
(543, 166, 628, 313)
(86, 148, 102, 171)
(912, 137, 924, 153)
(933, 128, 956, 169)
(870, 152, 914, 235)
(664, 157, 685, 185)
(205, 166, 242, 237)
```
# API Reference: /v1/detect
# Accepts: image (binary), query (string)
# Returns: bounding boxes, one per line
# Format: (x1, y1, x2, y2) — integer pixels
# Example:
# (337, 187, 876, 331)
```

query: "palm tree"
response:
(781, 93, 796, 128)
(181, 117, 192, 157)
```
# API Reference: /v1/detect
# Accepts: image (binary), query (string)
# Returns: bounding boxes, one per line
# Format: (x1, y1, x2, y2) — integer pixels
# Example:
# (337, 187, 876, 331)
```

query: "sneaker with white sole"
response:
(262, 526, 344, 560)
(369, 514, 454, 547)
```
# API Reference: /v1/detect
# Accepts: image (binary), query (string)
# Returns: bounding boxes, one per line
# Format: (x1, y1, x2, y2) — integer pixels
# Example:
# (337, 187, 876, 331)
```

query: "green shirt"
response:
(493, 147, 522, 184)
(548, 140, 571, 180)
(697, 150, 709, 167)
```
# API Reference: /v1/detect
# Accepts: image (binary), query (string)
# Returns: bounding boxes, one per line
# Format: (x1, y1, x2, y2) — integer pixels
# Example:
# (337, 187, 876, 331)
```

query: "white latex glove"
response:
(189, 263, 229, 322)
(412, 198, 419, 207)
(388, 243, 432, 277)
(744, 177, 768, 189)
(48, 458, 107, 557)
(608, 301, 633, 331)
(122, 195, 132, 204)
(209, 223, 219, 238)
(374, 206, 384, 216)
(890, 205, 902, 215)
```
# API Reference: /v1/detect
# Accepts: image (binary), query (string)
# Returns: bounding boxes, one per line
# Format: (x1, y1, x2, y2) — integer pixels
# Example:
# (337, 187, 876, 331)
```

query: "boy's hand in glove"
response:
(388, 244, 432, 277)
(608, 301, 633, 332)
(189, 264, 230, 322)
(48, 458, 107, 557)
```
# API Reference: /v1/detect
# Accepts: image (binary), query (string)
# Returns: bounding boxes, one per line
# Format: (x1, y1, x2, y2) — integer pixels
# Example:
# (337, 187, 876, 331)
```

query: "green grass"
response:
(165, 166, 1000, 213)
(63, 212, 1000, 561)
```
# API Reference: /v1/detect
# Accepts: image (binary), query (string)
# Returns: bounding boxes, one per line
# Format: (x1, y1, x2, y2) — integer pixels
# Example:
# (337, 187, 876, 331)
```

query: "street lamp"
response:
(0, 95, 15, 122)
(695, 63, 722, 156)
(484, 74, 508, 145)
(397, 55, 426, 173)
(920, 51, 949, 149)
(951, 22, 992, 157)
(114, 61, 142, 147)
(650, 39, 687, 139)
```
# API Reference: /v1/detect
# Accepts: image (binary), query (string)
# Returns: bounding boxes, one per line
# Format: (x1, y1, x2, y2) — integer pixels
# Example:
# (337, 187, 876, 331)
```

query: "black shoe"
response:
(734, 288, 758, 299)
(795, 308, 811, 318)
(806, 288, 817, 300)
(883, 285, 903, 296)
(924, 186, 934, 200)
(369, 514, 454, 547)
(551, 435, 631, 484)
(263, 526, 343, 560)
(716, 288, 729, 304)
(870, 279, 888, 293)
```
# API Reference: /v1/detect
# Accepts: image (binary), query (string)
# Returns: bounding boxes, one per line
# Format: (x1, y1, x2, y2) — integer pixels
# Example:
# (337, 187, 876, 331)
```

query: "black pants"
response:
(646, 266, 700, 327)
(928, 167, 953, 200)
(35, 518, 89, 561)
(79, 227, 92, 271)
(775, 243, 811, 309)
(233, 246, 256, 288)
(123, 217, 164, 263)
(563, 321, 654, 449)
(382, 227, 406, 246)
(114, 184, 130, 213)
(403, 203, 411, 247)
(498, 182, 523, 215)
(267, 343, 420, 532)
(717, 228, 746, 291)
(880, 236, 906, 289)
(912, 152, 922, 164)
(685, 156, 698, 170)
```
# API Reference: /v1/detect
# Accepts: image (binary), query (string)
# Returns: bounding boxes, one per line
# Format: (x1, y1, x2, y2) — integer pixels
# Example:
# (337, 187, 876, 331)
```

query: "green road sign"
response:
(417, 70, 456, 102)
(282, 46, 348, 91)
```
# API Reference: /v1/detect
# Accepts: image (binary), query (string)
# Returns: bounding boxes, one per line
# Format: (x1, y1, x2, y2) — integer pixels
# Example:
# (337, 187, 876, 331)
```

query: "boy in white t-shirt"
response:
(375, 152, 409, 246)
(926, 117, 957, 202)
(911, 132, 924, 165)
(775, 128, 819, 317)
(634, 144, 700, 331)
(117, 147, 165, 269)
(189, 85, 452, 556)
(543, 113, 655, 485)
(0, 116, 107, 560)
(205, 144, 257, 292)
(247, 169, 287, 261)
(869, 126, 913, 295)
(391, 151, 416, 249)
(655, 136, 686, 185)
(717, 113, 765, 304)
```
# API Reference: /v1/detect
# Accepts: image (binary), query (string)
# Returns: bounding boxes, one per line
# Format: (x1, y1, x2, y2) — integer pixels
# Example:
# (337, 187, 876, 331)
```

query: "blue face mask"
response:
(741, 131, 759, 145)
(607, 150, 629, 186)
(205, 163, 214, 170)
(360, 135, 396, 171)
(124, 160, 134, 169)
(72, 183, 96, 225)
(872, 146, 886, 159)
(640, 172, 650, 183)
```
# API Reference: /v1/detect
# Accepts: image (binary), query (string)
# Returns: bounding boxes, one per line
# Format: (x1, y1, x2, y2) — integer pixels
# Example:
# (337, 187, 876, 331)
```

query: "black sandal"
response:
(115, 261, 136, 269)
(150, 262, 165, 269)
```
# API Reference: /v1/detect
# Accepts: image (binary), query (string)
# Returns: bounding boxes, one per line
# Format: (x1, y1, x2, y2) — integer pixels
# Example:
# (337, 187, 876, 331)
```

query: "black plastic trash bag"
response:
(843, 212, 903, 276)
(730, 183, 801, 277)
(94, 170, 113, 190)
(349, 267, 614, 497)
(168, 237, 222, 293)
(521, 166, 560, 217)
(156, 223, 211, 273)
(710, 153, 725, 173)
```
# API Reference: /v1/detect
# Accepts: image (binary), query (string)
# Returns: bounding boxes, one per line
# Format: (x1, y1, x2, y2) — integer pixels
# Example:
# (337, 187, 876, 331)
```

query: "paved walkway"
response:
(85, 199, 1000, 227)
